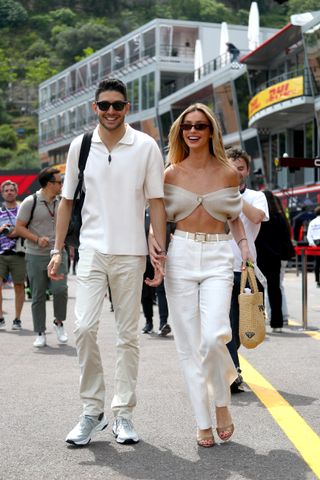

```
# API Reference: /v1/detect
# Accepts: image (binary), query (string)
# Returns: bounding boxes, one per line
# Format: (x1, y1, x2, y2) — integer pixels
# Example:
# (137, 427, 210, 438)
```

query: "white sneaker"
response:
(112, 416, 139, 444)
(66, 413, 108, 446)
(33, 334, 46, 347)
(54, 323, 68, 344)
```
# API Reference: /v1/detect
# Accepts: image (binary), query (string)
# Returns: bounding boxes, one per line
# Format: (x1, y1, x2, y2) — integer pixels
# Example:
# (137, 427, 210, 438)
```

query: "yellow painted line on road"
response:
(288, 320, 320, 340)
(240, 355, 320, 478)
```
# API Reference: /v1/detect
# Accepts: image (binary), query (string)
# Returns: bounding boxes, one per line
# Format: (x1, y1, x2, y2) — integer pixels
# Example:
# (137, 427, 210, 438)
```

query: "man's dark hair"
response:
(315, 206, 320, 217)
(95, 78, 127, 101)
(225, 147, 251, 169)
(38, 167, 60, 188)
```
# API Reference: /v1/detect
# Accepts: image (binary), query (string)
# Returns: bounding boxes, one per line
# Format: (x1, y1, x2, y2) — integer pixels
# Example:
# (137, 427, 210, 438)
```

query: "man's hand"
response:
(38, 236, 50, 248)
(145, 264, 164, 287)
(47, 254, 64, 280)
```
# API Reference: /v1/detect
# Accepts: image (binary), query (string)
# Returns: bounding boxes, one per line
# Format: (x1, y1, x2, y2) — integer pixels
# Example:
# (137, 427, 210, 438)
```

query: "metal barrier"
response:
(294, 246, 320, 329)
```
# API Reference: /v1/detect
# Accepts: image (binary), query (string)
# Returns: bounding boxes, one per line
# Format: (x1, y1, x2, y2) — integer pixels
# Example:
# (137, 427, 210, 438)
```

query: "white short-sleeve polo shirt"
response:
(230, 188, 269, 272)
(62, 124, 164, 255)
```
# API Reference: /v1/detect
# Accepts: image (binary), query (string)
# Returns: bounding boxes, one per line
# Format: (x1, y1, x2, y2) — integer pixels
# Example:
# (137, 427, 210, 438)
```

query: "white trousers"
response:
(164, 235, 237, 429)
(74, 248, 146, 418)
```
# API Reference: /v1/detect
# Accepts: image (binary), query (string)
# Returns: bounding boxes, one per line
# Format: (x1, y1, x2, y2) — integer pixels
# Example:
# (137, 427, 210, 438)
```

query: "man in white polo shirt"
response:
(226, 147, 269, 393)
(48, 78, 166, 446)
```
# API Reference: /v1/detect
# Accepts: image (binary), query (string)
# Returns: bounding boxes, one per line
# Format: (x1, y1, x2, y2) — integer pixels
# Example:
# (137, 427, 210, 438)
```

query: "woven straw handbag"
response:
(239, 266, 266, 349)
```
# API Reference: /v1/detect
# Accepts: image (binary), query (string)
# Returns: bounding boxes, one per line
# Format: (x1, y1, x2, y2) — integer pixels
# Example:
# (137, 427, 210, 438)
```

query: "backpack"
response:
(65, 132, 93, 248)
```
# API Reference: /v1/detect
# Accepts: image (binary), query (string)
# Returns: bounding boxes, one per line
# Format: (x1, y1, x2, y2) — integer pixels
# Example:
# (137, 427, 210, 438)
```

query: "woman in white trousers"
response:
(148, 103, 251, 447)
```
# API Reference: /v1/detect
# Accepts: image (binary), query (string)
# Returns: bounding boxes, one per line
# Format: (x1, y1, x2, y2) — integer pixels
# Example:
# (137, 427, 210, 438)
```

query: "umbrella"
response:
(248, 2, 260, 51)
(194, 38, 204, 81)
(219, 22, 229, 66)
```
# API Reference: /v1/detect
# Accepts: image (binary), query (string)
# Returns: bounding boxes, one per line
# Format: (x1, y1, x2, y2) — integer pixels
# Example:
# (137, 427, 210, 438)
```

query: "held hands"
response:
(47, 254, 64, 280)
(148, 233, 166, 276)
(145, 264, 164, 287)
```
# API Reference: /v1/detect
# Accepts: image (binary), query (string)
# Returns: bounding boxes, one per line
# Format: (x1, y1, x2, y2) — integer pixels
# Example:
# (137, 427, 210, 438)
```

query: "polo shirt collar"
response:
(37, 189, 58, 203)
(93, 124, 135, 146)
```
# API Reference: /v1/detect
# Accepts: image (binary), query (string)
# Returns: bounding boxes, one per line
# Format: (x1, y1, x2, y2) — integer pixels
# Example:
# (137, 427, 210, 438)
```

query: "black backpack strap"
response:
(78, 132, 93, 180)
(26, 193, 37, 228)
(72, 132, 93, 201)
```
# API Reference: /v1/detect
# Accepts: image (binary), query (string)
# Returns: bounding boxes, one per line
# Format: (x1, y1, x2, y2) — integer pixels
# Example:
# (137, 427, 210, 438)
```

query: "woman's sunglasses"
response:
(96, 101, 128, 111)
(180, 123, 210, 131)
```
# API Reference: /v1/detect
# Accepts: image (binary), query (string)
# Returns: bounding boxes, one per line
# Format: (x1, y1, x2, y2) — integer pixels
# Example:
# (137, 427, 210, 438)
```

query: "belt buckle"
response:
(194, 232, 206, 242)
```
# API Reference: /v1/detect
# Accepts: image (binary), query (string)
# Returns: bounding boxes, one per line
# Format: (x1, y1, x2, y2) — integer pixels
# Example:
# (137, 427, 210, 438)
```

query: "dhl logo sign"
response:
(248, 76, 304, 119)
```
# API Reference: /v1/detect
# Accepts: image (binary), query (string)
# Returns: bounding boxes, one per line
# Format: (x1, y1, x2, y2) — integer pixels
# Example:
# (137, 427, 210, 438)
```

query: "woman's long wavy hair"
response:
(167, 103, 231, 168)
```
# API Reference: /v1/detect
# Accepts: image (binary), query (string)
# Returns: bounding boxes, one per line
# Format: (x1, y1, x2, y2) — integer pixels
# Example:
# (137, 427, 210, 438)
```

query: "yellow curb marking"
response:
(288, 320, 320, 340)
(240, 356, 320, 478)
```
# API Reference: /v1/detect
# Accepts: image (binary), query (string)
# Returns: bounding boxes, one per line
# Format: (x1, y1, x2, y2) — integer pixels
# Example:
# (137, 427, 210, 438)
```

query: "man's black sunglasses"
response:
(180, 123, 211, 131)
(96, 101, 128, 111)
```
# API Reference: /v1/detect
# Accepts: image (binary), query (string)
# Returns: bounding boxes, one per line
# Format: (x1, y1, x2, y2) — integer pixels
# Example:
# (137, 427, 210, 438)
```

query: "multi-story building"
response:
(38, 18, 275, 173)
(38, 14, 320, 206)
(242, 12, 320, 208)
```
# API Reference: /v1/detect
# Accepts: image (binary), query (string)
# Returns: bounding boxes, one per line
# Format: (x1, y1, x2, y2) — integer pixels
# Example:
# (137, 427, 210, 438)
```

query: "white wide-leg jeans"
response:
(74, 248, 146, 418)
(164, 234, 237, 429)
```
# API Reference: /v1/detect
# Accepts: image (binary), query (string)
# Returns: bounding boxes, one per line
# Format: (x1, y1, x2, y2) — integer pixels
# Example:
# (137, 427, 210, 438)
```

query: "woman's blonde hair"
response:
(167, 103, 231, 167)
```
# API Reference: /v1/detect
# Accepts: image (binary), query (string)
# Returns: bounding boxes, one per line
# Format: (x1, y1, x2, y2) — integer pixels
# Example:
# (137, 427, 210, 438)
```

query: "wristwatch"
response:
(50, 249, 62, 256)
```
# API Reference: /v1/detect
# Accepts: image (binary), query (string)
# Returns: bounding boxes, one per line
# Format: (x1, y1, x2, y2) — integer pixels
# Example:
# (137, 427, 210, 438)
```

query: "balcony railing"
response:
(252, 68, 313, 96)
(193, 50, 248, 81)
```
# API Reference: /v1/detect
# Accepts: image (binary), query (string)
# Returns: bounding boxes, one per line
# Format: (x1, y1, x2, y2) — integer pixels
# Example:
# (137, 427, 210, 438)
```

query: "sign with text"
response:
(248, 76, 304, 119)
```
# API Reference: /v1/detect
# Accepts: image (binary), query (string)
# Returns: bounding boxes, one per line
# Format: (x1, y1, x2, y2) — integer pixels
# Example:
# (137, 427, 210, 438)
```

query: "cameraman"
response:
(0, 180, 26, 330)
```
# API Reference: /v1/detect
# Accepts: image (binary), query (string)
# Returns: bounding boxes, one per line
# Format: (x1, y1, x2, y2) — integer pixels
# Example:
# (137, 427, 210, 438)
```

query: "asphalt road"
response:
(0, 268, 319, 480)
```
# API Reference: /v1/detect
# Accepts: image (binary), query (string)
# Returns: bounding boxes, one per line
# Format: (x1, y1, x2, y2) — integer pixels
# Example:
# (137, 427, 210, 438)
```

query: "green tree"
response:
(0, 48, 16, 88)
(54, 22, 121, 66)
(0, 124, 18, 149)
(0, 147, 14, 167)
(287, 0, 320, 14)
(0, 0, 28, 27)
(24, 58, 58, 85)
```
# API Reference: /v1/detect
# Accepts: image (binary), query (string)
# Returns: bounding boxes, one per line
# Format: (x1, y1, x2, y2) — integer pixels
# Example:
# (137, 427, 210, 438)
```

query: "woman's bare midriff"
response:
(176, 204, 226, 234)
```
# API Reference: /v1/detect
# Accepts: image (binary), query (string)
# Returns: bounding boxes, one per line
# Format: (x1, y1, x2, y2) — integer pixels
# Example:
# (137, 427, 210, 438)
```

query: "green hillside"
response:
(0, 0, 317, 169)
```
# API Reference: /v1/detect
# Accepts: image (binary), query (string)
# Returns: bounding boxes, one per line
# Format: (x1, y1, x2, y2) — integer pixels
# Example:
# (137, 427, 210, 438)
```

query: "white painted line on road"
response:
(240, 355, 320, 479)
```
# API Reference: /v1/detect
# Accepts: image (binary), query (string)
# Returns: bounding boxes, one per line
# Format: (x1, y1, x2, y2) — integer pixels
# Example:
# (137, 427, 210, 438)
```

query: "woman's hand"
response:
(239, 241, 253, 270)
(47, 253, 64, 280)
(145, 264, 164, 287)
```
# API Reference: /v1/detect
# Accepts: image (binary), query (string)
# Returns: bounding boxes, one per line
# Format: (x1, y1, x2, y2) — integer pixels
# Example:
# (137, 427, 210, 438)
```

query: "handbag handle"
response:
(240, 266, 259, 294)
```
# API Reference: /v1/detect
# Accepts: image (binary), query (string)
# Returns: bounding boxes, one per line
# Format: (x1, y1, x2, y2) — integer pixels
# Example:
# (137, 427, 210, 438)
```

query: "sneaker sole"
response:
(66, 419, 108, 446)
(12, 326, 22, 330)
(112, 428, 139, 444)
(159, 325, 171, 336)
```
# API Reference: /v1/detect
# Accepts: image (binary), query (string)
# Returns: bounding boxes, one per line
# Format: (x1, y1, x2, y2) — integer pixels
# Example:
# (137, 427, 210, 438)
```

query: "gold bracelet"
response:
(237, 237, 247, 246)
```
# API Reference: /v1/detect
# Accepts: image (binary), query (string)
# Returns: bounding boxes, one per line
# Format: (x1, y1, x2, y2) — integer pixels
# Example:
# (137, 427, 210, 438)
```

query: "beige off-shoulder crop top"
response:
(164, 183, 242, 223)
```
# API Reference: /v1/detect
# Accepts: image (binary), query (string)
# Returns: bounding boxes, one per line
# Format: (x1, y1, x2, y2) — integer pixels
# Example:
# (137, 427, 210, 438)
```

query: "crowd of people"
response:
(1, 77, 319, 449)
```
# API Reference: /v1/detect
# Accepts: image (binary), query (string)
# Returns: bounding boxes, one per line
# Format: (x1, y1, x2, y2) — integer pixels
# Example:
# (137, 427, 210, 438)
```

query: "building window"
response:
(304, 23, 320, 95)
(142, 72, 155, 110)
(234, 74, 250, 131)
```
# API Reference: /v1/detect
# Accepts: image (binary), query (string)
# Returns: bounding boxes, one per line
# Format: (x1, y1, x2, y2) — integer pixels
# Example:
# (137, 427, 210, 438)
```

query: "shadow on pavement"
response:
(75, 439, 312, 480)
(34, 344, 77, 356)
(232, 389, 317, 408)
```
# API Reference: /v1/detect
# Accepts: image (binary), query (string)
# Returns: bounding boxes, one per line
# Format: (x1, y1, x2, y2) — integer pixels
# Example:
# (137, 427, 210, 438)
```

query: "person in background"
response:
(149, 103, 252, 447)
(225, 148, 269, 393)
(226, 42, 240, 62)
(255, 190, 295, 333)
(307, 205, 320, 287)
(0, 180, 26, 330)
(265, 195, 292, 325)
(48, 78, 166, 447)
(141, 207, 172, 336)
(15, 168, 68, 347)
